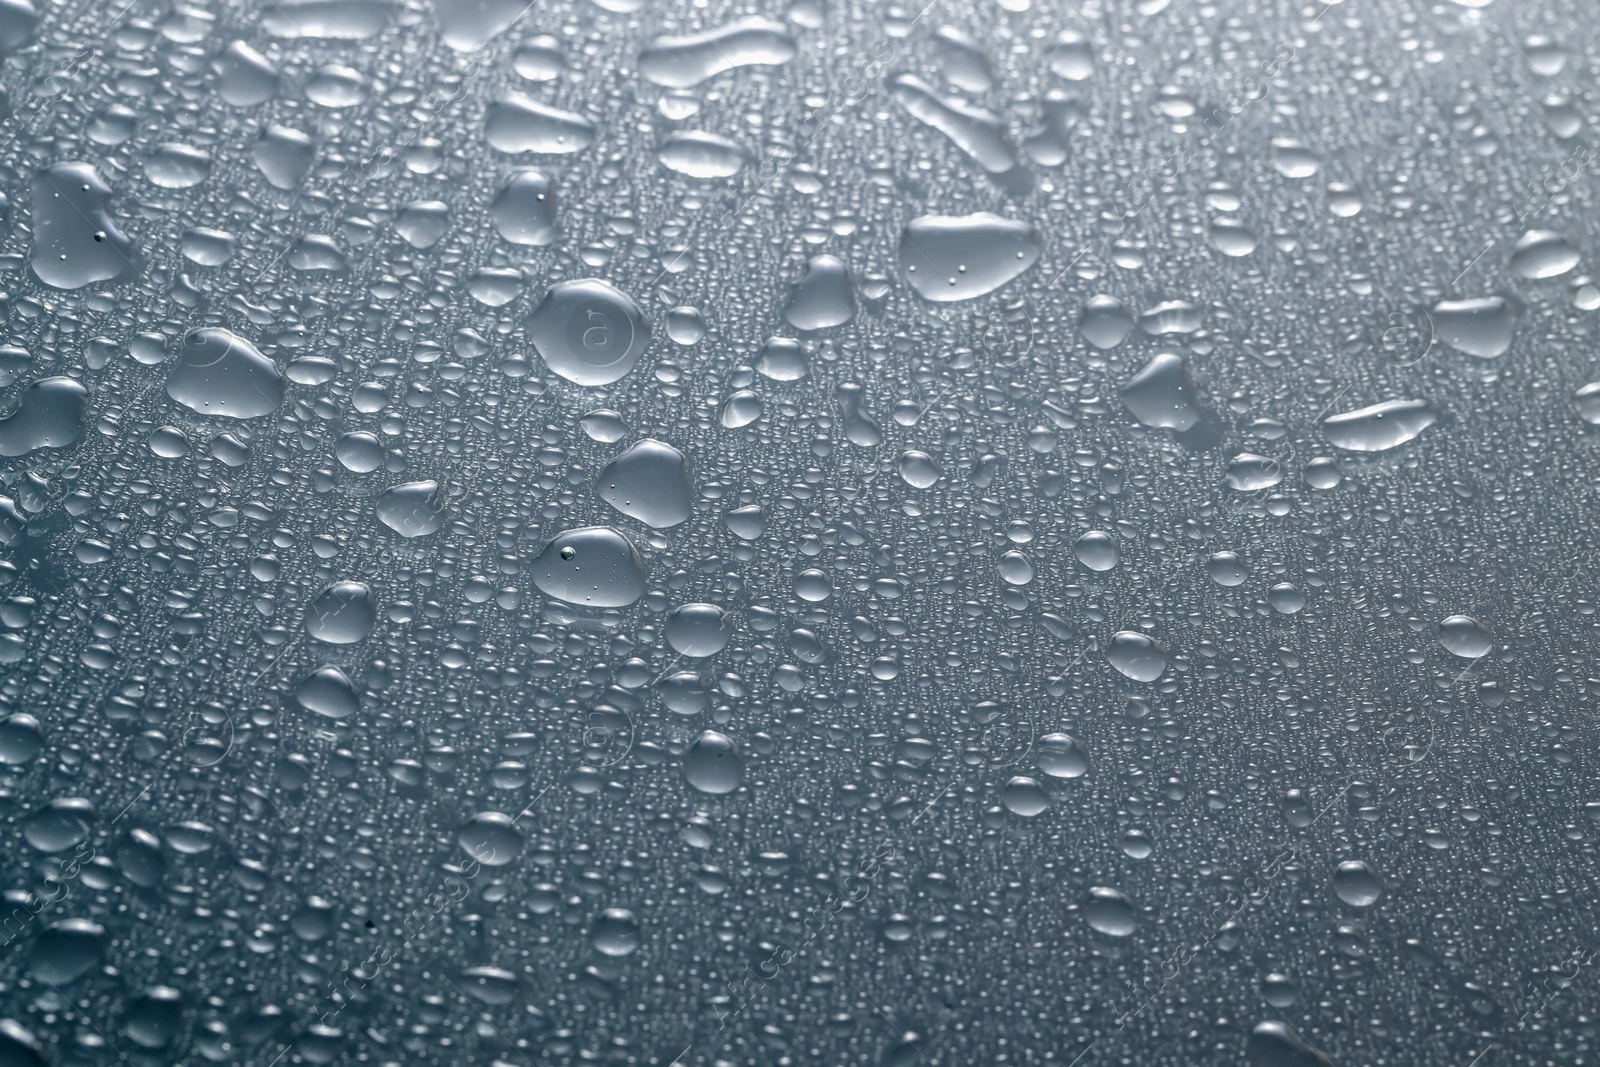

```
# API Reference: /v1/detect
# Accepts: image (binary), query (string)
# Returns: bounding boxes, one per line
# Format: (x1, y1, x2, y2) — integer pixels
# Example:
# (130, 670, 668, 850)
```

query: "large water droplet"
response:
(29, 163, 138, 290)
(166, 329, 284, 419)
(658, 131, 749, 178)
(1107, 631, 1167, 682)
(530, 527, 648, 607)
(1431, 296, 1516, 358)
(1508, 229, 1579, 280)
(294, 666, 361, 719)
(1120, 353, 1201, 431)
(23, 797, 93, 852)
(0, 0, 38, 54)
(899, 213, 1039, 302)
(897, 450, 941, 489)
(528, 279, 650, 386)
(1073, 531, 1118, 571)
(1576, 382, 1600, 424)
(0, 377, 87, 456)
(262, 0, 391, 40)
(1268, 138, 1321, 178)
(1247, 1020, 1335, 1066)
(1331, 860, 1384, 907)
(375, 480, 446, 537)
(1083, 887, 1137, 936)
(638, 17, 796, 88)
(1037, 733, 1089, 778)
(144, 143, 212, 188)
(436, 0, 531, 50)
(1048, 30, 1094, 80)
(458, 812, 522, 867)
(486, 93, 597, 154)
(1080, 295, 1134, 349)
(489, 170, 557, 246)
(591, 908, 641, 956)
(253, 125, 314, 190)
(306, 581, 376, 644)
(890, 73, 1020, 174)
(0, 1019, 45, 1067)
(1207, 551, 1248, 587)
(664, 603, 731, 657)
(0, 712, 44, 765)
(1321, 399, 1436, 452)
(28, 919, 106, 985)
(784, 255, 856, 330)
(214, 40, 280, 106)
(683, 730, 744, 794)
(1225, 453, 1284, 492)
(1001, 776, 1050, 816)
(1438, 614, 1491, 658)
(597, 439, 694, 528)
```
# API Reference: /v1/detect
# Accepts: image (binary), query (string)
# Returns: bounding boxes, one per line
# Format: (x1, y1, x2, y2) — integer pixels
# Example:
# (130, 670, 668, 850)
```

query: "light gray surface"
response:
(0, 0, 1598, 1064)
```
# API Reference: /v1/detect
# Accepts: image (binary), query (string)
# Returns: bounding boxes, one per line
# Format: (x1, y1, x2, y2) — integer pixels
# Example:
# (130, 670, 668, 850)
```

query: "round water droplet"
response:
(306, 580, 376, 644)
(1269, 138, 1321, 178)
(666, 306, 706, 345)
(665, 603, 732, 657)
(0, 712, 44, 765)
(998, 550, 1035, 586)
(489, 170, 557, 247)
(23, 797, 93, 852)
(1036, 733, 1089, 778)
(1207, 551, 1249, 587)
(294, 665, 360, 720)
(1119, 829, 1153, 859)
(1073, 531, 1118, 571)
(591, 908, 641, 956)
(1438, 615, 1491, 658)
(1083, 887, 1137, 936)
(458, 812, 523, 867)
(1107, 631, 1167, 682)
(1208, 217, 1258, 257)
(528, 279, 650, 386)
(683, 730, 743, 794)
(1260, 973, 1298, 1008)
(578, 409, 628, 443)
(335, 431, 383, 472)
(513, 36, 566, 80)
(719, 391, 763, 428)
(897, 450, 940, 488)
(1332, 860, 1384, 907)
(1575, 382, 1600, 424)
(1268, 583, 1305, 615)
(1000, 776, 1050, 816)
(1080, 295, 1134, 349)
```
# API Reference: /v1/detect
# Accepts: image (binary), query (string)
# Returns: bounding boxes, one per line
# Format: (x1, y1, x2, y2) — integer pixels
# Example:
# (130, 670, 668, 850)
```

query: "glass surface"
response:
(0, 0, 1595, 1064)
